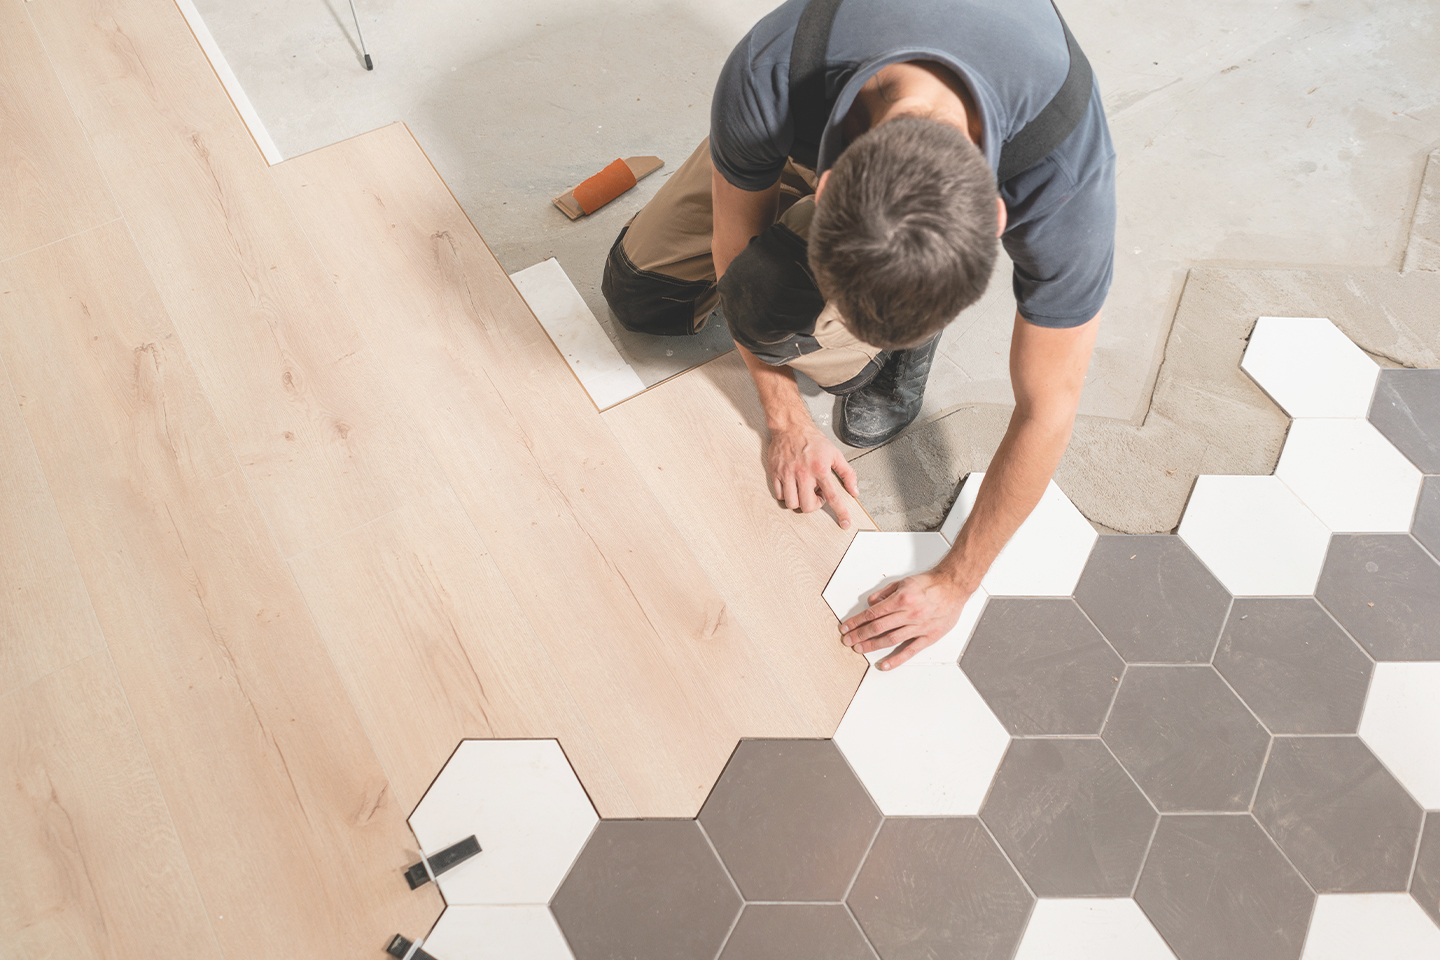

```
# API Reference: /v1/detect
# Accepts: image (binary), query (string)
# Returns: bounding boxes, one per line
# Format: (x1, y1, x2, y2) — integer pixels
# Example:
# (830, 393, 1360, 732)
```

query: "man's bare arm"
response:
(841, 309, 1101, 668)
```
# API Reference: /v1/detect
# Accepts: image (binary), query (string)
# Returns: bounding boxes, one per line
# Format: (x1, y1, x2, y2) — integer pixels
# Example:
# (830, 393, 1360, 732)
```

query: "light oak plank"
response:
(0, 366, 106, 698)
(274, 123, 811, 816)
(0, 0, 119, 262)
(289, 488, 637, 818)
(0, 221, 441, 960)
(0, 653, 223, 960)
(604, 351, 872, 733)
(26, 0, 443, 557)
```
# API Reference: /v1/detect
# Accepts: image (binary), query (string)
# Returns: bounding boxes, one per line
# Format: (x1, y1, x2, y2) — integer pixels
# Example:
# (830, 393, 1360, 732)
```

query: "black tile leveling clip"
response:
(403, 834, 481, 890)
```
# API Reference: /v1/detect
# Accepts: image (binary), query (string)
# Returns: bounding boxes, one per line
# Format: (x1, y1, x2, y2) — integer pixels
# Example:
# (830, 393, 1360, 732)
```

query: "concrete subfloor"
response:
(197, 0, 1440, 530)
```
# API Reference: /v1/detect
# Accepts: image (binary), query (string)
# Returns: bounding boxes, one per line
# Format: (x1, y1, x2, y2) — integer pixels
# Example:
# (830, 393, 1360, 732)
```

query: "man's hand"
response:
(840, 571, 970, 670)
(769, 422, 859, 529)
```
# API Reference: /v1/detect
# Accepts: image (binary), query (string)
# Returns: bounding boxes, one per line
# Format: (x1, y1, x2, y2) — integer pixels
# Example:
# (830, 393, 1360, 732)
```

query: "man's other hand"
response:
(768, 423, 859, 530)
(840, 571, 968, 670)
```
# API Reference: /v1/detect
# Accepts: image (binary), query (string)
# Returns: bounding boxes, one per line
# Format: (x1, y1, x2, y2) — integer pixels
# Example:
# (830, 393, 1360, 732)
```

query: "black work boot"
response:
(835, 336, 941, 448)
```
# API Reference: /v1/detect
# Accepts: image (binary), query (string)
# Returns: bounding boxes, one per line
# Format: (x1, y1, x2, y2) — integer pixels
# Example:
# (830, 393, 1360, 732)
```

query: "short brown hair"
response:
(809, 116, 998, 349)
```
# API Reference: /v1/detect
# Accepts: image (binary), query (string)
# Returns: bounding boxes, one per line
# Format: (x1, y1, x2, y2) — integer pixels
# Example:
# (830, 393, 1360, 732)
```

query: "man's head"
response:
(809, 116, 1001, 350)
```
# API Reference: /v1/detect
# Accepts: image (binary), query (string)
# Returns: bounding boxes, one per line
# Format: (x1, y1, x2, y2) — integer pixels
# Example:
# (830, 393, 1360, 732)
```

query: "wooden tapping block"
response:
(553, 156, 664, 219)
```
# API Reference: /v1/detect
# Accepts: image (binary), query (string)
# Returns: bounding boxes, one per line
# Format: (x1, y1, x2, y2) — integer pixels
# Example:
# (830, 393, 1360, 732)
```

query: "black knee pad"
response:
(601, 225, 716, 337)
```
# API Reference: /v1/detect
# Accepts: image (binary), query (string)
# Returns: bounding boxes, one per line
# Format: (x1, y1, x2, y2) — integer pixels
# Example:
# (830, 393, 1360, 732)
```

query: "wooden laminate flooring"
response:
(0, 0, 867, 954)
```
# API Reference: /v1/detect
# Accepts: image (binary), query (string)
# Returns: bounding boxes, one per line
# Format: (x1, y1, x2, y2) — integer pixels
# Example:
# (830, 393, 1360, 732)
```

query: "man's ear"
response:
(815, 169, 831, 203)
(996, 196, 1007, 236)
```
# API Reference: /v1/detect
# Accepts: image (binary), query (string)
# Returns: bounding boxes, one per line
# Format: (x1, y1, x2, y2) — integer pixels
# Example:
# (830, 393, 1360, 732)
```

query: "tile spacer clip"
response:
(385, 933, 438, 960)
(403, 834, 481, 890)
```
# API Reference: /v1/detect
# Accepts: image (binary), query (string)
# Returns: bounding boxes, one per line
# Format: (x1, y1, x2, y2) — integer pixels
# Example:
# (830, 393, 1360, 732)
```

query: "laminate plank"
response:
(0, 0, 119, 262)
(288, 488, 637, 818)
(0, 653, 223, 960)
(603, 351, 872, 733)
(0, 367, 106, 698)
(273, 123, 810, 817)
(0, 221, 441, 960)
(26, 0, 442, 557)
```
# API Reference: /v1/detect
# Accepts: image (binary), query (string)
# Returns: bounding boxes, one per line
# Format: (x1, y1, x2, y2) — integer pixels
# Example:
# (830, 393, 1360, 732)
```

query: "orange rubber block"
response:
(553, 156, 664, 220)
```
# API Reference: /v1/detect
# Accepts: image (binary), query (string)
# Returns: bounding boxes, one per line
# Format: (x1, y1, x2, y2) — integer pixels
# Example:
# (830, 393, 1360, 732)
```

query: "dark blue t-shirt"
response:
(711, 0, 1116, 328)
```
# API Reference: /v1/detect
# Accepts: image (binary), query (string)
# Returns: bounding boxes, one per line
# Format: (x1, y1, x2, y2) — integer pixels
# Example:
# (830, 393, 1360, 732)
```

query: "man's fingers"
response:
(817, 473, 852, 529)
(866, 580, 902, 607)
(781, 476, 801, 511)
(878, 637, 924, 670)
(844, 608, 911, 646)
(836, 457, 860, 499)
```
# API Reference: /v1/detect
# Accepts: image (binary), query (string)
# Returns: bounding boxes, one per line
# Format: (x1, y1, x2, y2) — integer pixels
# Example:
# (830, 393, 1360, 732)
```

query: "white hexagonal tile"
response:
(1177, 475, 1331, 596)
(1301, 894, 1440, 960)
(1359, 663, 1440, 808)
(1276, 419, 1423, 533)
(940, 473, 1098, 596)
(1241, 316, 1380, 418)
(408, 739, 597, 904)
(421, 905, 575, 959)
(833, 664, 1009, 816)
(823, 531, 989, 665)
(1014, 899, 1178, 960)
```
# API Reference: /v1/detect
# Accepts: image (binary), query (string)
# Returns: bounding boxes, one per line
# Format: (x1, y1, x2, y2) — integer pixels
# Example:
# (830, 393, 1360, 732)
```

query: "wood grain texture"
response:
(26, 0, 442, 557)
(0, 653, 223, 960)
(0, 367, 106, 698)
(273, 123, 811, 816)
(289, 489, 637, 818)
(0, 221, 440, 960)
(604, 351, 872, 733)
(0, 0, 119, 262)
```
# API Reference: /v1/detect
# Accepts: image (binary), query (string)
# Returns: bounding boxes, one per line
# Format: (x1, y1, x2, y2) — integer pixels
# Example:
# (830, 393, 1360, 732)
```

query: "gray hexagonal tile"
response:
(848, 818, 1033, 960)
(979, 738, 1157, 897)
(718, 904, 878, 960)
(1102, 665, 1271, 812)
(1135, 814, 1315, 960)
(1074, 535, 1232, 663)
(550, 820, 741, 960)
(1213, 599, 1373, 734)
(1412, 813, 1440, 930)
(1253, 736, 1422, 893)
(1413, 476, 1439, 559)
(1370, 369, 1440, 474)
(697, 739, 881, 902)
(1316, 534, 1440, 661)
(961, 598, 1123, 735)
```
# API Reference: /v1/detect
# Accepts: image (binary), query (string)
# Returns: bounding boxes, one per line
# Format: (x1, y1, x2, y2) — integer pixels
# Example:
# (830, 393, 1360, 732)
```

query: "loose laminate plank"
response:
(604, 351, 872, 733)
(0, 653, 223, 960)
(0, 0, 119, 262)
(0, 367, 106, 698)
(27, 0, 442, 557)
(0, 221, 441, 960)
(289, 489, 637, 818)
(273, 123, 810, 816)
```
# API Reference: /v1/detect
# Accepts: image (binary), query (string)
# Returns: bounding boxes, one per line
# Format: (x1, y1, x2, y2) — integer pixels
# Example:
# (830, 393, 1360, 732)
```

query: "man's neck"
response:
(844, 60, 983, 148)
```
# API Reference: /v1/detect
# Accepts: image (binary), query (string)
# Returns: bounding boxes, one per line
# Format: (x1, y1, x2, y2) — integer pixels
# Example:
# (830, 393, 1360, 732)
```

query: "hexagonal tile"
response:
(1370, 369, 1440, 473)
(979, 738, 1157, 897)
(1412, 813, 1440, 930)
(1213, 599, 1373, 734)
(1359, 662, 1440, 808)
(1241, 316, 1380, 418)
(1252, 736, 1422, 893)
(1316, 534, 1440, 660)
(407, 739, 597, 904)
(961, 599, 1122, 735)
(1414, 475, 1440, 558)
(697, 739, 881, 901)
(420, 905, 574, 959)
(1177, 475, 1331, 596)
(1074, 535, 1231, 663)
(823, 531, 989, 665)
(1301, 894, 1440, 960)
(833, 665, 1008, 816)
(1102, 666, 1270, 812)
(848, 818, 1033, 960)
(717, 904, 878, 960)
(1134, 815, 1315, 960)
(550, 820, 741, 960)
(1012, 899, 1178, 960)
(1275, 419, 1423, 532)
(940, 473, 1098, 596)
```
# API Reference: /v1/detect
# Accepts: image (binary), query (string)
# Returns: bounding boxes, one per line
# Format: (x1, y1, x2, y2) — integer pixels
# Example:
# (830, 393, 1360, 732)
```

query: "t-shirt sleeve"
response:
(710, 31, 793, 192)
(1000, 140, 1117, 329)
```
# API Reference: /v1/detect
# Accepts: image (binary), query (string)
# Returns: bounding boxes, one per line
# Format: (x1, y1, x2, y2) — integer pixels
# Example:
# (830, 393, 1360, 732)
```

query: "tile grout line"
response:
(1406, 810, 1428, 893)
(696, 819, 746, 960)
(1129, 812, 1162, 899)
